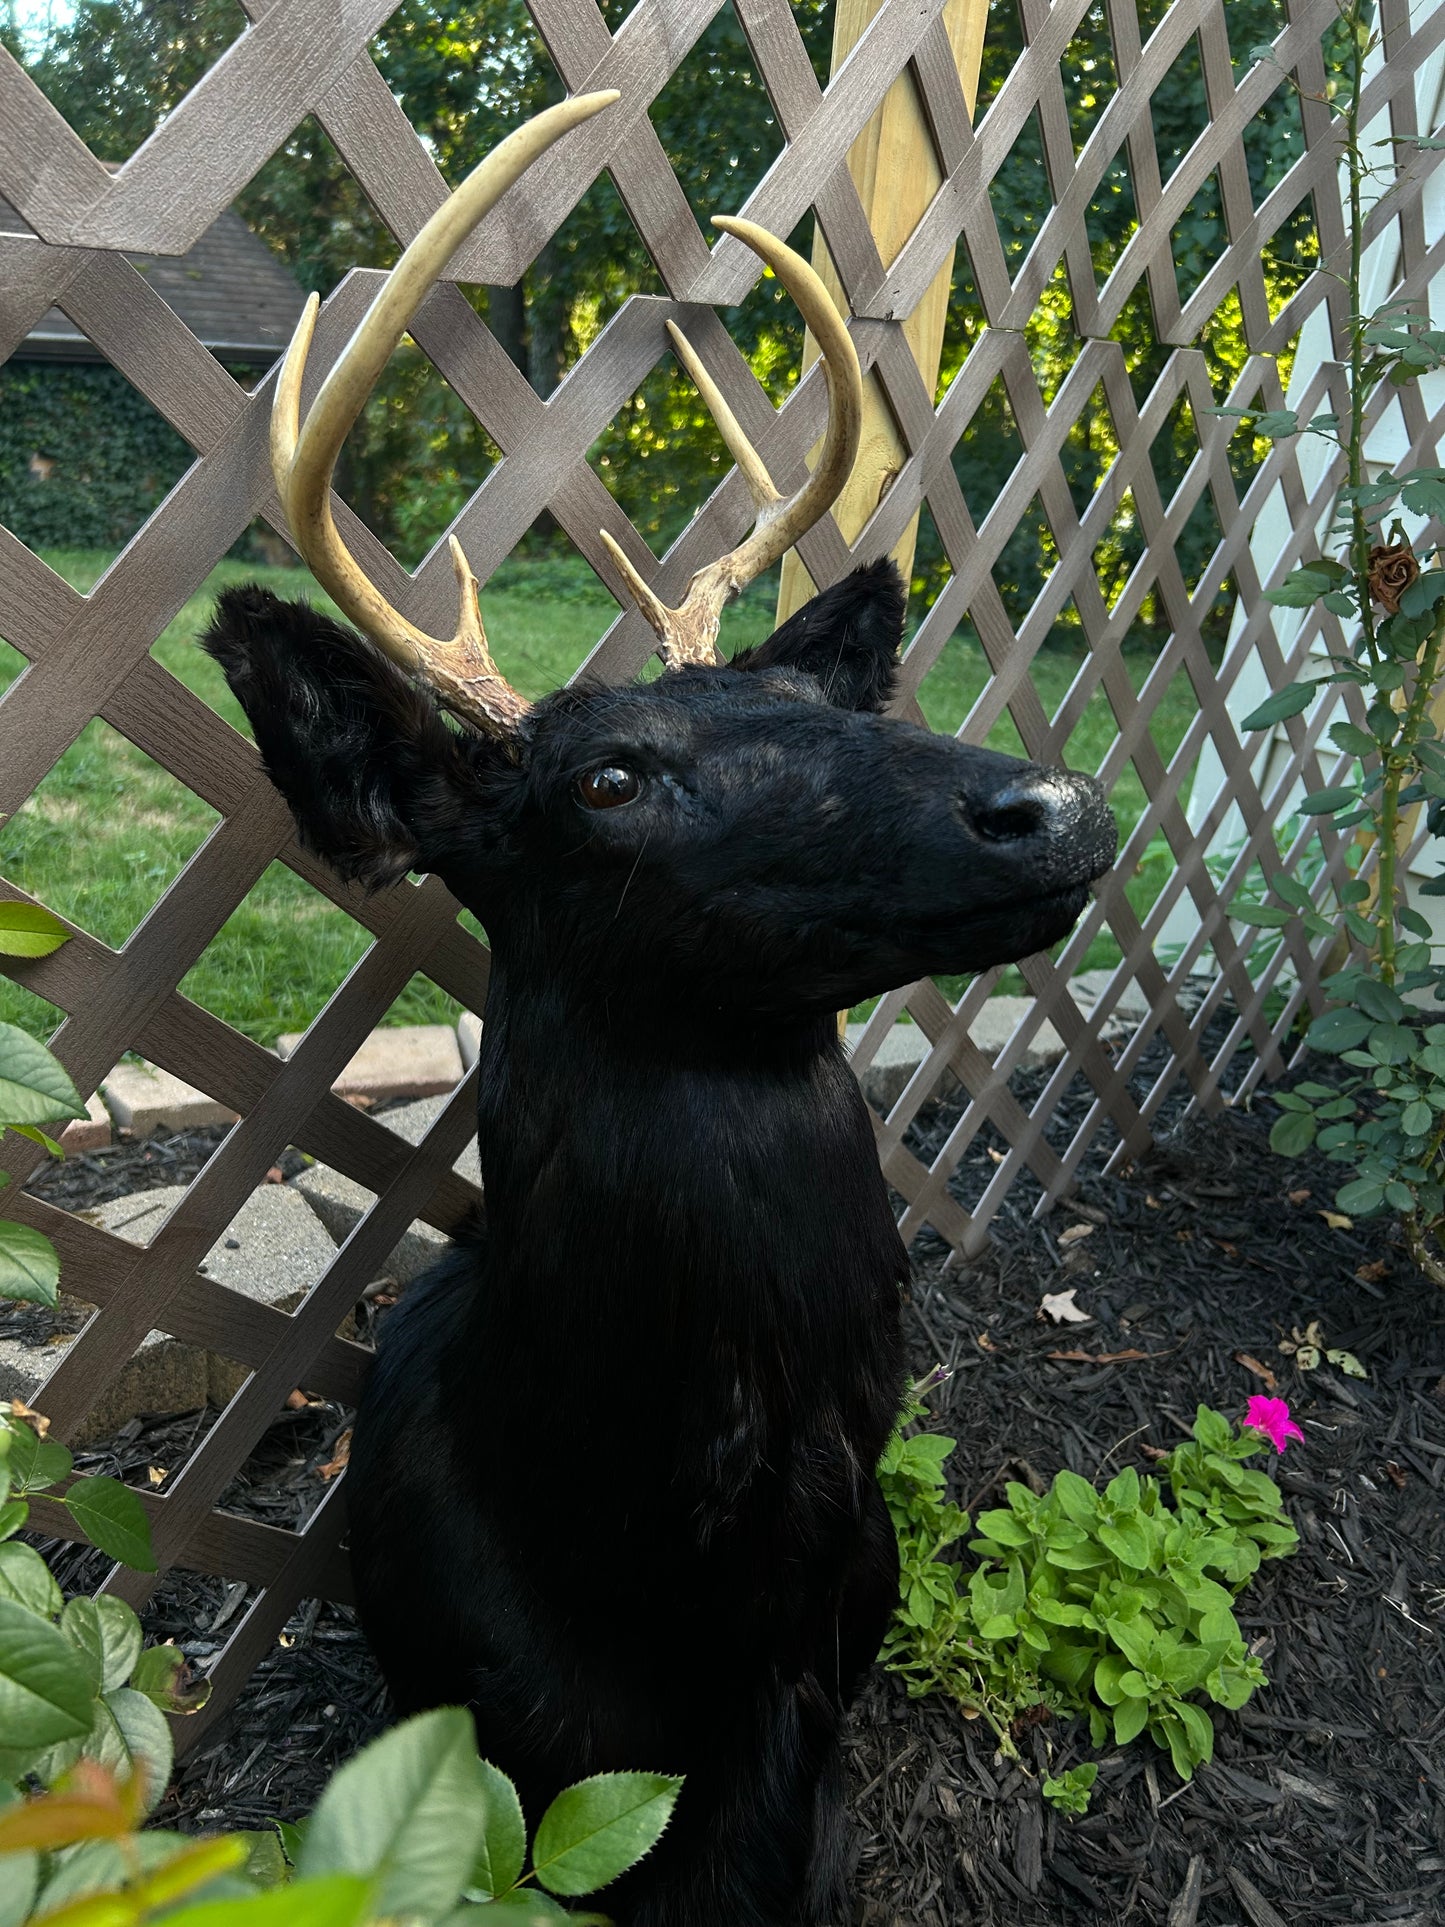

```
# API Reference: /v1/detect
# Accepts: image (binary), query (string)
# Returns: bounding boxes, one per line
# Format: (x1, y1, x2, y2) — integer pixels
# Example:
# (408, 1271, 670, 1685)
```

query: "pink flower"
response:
(1244, 1395, 1304, 1453)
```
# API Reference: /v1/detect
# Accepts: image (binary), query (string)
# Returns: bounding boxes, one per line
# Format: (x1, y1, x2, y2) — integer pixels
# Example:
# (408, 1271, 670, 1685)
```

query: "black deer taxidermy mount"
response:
(205, 90, 1116, 1927)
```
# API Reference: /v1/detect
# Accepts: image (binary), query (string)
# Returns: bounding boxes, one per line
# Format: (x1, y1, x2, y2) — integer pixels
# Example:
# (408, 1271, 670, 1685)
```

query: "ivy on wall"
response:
(0, 361, 194, 550)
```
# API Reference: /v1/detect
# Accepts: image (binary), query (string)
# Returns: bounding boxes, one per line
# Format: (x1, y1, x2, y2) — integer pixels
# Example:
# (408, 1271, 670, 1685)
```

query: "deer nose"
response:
(966, 770, 1084, 845)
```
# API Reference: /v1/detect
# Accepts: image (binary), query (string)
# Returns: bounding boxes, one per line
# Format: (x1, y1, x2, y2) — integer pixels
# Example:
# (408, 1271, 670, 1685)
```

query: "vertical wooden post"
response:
(776, 0, 989, 625)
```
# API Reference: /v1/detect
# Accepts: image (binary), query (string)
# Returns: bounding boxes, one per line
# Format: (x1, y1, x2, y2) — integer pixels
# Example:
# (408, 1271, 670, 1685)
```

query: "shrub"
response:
(878, 1396, 1299, 1812)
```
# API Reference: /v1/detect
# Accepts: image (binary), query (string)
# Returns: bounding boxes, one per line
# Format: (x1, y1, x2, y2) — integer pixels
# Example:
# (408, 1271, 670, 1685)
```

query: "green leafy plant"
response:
(0, 1709, 681, 1926)
(0, 900, 82, 1308)
(1211, 1, 1445, 1280)
(878, 1399, 1298, 1814)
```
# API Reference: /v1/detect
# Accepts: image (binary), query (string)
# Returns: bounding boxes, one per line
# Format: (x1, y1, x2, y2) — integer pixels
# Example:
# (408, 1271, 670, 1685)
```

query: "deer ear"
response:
(202, 587, 520, 892)
(731, 558, 904, 712)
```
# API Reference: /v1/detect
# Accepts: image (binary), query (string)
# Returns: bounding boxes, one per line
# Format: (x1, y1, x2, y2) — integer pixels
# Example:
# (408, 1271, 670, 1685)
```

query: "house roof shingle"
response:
(1, 196, 308, 367)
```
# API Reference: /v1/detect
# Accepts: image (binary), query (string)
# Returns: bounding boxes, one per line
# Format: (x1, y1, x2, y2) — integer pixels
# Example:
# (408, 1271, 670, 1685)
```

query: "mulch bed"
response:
(25, 1020, 1445, 1925)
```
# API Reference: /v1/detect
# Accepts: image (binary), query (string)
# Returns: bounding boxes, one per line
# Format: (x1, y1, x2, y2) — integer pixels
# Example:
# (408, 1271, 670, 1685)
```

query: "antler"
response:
(599, 216, 864, 670)
(271, 91, 620, 736)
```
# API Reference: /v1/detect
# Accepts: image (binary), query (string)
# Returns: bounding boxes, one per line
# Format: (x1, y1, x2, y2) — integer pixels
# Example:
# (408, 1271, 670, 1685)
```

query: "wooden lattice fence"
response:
(2, 0, 1444, 1739)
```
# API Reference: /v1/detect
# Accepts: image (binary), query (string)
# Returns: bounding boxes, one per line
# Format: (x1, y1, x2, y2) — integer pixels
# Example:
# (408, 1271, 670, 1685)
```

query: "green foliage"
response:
(0, 908, 81, 1307)
(1217, 0, 1445, 1282)
(0, 361, 194, 552)
(878, 1400, 1298, 1813)
(1040, 1762, 1097, 1814)
(0, 1411, 170, 1806)
(0, 1702, 681, 1926)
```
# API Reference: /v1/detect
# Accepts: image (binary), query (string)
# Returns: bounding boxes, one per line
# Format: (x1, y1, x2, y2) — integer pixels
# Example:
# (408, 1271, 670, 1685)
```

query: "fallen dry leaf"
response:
(1326, 1347, 1367, 1379)
(1141, 1443, 1169, 1461)
(1040, 1288, 1092, 1325)
(1058, 1223, 1095, 1247)
(976, 1330, 998, 1352)
(1234, 1351, 1278, 1392)
(1287, 1188, 1312, 1205)
(1212, 1238, 1240, 1259)
(1319, 1210, 1353, 1231)
(986, 1146, 1006, 1165)
(1144, 1194, 1163, 1210)
(2, 1400, 51, 1438)
(317, 1429, 352, 1482)
(1384, 1461, 1407, 1490)
(1356, 1259, 1390, 1285)
(146, 1466, 167, 1487)
(1048, 1347, 1158, 1363)
(1280, 1319, 1327, 1370)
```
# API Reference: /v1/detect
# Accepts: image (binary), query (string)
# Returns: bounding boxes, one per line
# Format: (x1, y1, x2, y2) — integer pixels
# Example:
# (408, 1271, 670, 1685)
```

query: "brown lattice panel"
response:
(2, 0, 1444, 1739)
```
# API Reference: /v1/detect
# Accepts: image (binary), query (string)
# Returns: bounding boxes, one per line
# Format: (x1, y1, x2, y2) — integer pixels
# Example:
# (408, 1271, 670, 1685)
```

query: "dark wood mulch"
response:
(26, 1020, 1445, 1924)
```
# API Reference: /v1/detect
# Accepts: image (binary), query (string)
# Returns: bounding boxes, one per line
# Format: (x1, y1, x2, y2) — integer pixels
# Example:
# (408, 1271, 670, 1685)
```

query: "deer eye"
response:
(575, 765, 643, 810)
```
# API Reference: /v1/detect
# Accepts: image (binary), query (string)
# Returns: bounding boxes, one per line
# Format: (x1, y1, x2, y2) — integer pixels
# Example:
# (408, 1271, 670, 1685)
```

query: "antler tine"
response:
(663, 318, 783, 519)
(272, 90, 620, 736)
(600, 214, 863, 671)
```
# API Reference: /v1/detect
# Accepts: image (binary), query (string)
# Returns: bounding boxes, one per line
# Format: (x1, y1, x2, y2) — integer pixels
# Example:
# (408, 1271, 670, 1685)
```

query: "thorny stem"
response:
(1372, 607, 1445, 984)
(1344, 0, 1380, 669)
(1405, 1211, 1445, 1287)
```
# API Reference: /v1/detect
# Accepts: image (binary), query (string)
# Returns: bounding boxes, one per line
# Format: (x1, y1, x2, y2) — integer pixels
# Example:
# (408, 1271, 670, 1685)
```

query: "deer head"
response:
(208, 92, 1116, 1023)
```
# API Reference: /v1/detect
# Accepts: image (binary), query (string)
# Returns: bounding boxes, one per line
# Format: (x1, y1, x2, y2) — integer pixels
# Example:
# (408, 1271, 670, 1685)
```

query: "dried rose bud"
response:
(1367, 540, 1420, 614)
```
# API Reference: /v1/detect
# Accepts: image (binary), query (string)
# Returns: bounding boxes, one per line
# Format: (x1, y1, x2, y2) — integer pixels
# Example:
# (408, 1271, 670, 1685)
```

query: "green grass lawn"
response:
(0, 550, 1200, 1044)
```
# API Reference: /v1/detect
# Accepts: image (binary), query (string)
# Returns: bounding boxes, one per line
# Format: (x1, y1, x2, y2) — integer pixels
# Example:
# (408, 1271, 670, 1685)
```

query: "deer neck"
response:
(470, 958, 907, 1326)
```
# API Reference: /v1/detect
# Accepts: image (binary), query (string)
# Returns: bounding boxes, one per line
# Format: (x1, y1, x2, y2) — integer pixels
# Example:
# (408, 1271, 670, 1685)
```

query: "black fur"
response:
(202, 563, 1116, 1926)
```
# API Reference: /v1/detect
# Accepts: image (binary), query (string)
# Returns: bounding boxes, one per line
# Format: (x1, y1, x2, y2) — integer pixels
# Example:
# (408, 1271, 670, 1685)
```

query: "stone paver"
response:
(964, 995, 1066, 1068)
(379, 1094, 482, 1188)
(457, 1010, 482, 1070)
(275, 1024, 463, 1103)
(1071, 967, 1151, 1026)
(101, 1062, 238, 1137)
(59, 1092, 111, 1155)
(289, 1162, 449, 1287)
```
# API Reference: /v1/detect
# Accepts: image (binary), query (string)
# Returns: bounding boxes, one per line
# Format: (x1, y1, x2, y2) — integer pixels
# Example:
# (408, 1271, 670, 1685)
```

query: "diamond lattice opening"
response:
(989, 107, 1051, 273)
(0, 341, 200, 564)
(1150, 33, 1211, 187)
(0, 973, 62, 1049)
(990, 491, 1062, 638)
(1262, 190, 1322, 323)
(487, 518, 622, 698)
(1091, 483, 1147, 617)
(1060, 11, 1120, 155)
(1023, 260, 1088, 406)
(1085, 150, 1140, 283)
(974, 0, 1027, 121)
(1060, 380, 1122, 520)
(179, 864, 388, 1049)
(907, 499, 955, 659)
(1242, 70, 1305, 211)
(546, 172, 663, 386)
(0, 718, 220, 951)
(648, 3, 786, 229)
(950, 372, 1026, 525)
(1170, 167, 1229, 306)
